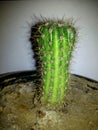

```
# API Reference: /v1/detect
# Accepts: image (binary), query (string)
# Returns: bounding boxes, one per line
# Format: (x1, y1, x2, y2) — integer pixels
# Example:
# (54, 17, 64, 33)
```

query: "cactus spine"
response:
(37, 21, 77, 106)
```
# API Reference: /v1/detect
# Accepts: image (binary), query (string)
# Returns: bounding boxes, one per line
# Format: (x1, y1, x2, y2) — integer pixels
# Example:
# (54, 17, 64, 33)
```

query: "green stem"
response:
(37, 22, 76, 106)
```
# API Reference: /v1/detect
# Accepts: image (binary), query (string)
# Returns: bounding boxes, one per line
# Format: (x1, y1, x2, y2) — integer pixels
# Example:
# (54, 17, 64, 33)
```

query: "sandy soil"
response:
(0, 74, 98, 130)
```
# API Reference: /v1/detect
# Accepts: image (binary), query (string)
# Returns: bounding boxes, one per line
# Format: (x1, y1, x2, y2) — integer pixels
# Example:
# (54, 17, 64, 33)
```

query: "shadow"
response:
(25, 22, 45, 97)
(29, 22, 44, 88)
(0, 70, 37, 90)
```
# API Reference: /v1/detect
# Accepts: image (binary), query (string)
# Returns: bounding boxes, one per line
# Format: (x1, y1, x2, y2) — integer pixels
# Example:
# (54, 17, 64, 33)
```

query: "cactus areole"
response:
(36, 20, 77, 106)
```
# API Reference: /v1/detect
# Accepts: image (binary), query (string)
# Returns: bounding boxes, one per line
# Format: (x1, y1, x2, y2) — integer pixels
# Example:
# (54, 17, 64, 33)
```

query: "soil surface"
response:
(0, 73, 98, 130)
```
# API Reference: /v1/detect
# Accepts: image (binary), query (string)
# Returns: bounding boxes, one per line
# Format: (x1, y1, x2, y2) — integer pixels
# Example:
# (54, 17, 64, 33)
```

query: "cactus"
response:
(35, 19, 77, 106)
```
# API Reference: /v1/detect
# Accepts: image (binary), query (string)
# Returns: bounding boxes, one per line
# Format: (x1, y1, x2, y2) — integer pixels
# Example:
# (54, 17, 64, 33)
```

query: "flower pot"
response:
(0, 71, 98, 130)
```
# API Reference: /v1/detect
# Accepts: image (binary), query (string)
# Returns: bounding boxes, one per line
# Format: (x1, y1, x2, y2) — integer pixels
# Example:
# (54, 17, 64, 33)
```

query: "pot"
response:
(0, 71, 98, 130)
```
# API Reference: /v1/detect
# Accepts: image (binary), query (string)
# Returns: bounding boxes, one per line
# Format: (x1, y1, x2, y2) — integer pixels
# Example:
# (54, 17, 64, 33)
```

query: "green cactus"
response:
(36, 20, 77, 106)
